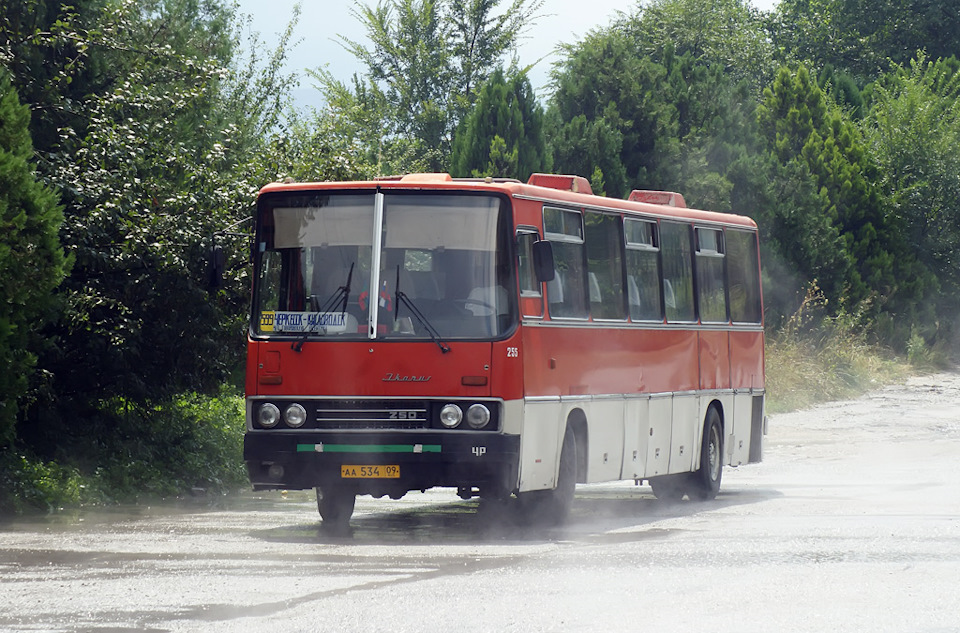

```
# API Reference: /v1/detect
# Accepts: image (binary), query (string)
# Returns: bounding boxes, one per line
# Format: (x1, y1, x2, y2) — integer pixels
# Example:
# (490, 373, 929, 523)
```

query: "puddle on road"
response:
(248, 486, 773, 547)
(1, 484, 775, 552)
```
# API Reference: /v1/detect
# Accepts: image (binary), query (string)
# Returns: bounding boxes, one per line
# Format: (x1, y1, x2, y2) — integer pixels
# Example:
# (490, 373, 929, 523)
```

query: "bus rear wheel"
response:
(517, 426, 577, 525)
(689, 408, 723, 501)
(649, 474, 687, 502)
(316, 487, 356, 528)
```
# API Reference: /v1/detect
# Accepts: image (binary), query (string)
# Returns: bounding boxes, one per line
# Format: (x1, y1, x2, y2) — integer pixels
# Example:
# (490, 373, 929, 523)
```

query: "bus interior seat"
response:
(547, 270, 564, 304)
(663, 278, 677, 309)
(588, 272, 601, 304)
(628, 275, 641, 309)
(466, 286, 508, 317)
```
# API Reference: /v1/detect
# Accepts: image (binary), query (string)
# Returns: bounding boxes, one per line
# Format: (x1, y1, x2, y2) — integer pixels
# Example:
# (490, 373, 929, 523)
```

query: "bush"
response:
(0, 389, 247, 515)
(0, 453, 92, 515)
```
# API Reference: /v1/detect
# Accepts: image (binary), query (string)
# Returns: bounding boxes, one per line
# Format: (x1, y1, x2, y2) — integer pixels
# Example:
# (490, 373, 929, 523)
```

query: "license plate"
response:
(341, 464, 400, 479)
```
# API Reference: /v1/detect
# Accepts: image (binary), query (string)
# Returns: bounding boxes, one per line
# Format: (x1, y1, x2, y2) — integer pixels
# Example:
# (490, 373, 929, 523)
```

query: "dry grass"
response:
(765, 330, 908, 414)
(764, 286, 910, 414)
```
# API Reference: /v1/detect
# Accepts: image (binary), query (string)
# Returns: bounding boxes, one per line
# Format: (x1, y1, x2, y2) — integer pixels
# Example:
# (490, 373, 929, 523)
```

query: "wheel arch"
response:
(706, 398, 725, 433)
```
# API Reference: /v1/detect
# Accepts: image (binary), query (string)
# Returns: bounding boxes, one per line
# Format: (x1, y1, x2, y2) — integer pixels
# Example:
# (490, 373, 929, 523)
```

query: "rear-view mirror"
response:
(532, 240, 555, 283)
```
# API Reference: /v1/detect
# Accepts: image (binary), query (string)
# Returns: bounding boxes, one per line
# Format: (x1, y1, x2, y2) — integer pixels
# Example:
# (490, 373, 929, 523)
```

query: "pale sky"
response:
(234, 0, 779, 110)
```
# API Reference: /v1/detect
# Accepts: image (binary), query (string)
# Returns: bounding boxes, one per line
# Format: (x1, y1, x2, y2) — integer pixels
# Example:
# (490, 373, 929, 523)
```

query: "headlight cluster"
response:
(439, 403, 491, 429)
(257, 402, 307, 429)
(252, 399, 498, 431)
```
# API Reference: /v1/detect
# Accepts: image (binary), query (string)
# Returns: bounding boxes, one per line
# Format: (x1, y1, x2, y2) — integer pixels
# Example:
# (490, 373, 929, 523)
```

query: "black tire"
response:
(517, 426, 577, 525)
(649, 474, 686, 502)
(316, 487, 356, 528)
(689, 407, 723, 501)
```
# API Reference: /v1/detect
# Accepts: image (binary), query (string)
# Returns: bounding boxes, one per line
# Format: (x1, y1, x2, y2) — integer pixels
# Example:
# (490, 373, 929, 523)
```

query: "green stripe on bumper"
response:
(296, 443, 441, 454)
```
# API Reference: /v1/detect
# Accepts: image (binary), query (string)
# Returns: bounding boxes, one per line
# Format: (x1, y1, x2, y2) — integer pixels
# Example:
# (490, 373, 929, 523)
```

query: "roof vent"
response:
(527, 173, 593, 195)
(628, 190, 687, 207)
(399, 173, 453, 182)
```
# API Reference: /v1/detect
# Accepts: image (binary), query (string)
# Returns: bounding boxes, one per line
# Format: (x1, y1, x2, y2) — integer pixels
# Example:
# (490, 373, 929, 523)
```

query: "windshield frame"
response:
(249, 187, 518, 344)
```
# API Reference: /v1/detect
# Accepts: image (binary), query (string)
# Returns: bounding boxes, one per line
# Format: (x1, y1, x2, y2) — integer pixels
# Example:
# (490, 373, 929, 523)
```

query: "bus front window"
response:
(254, 193, 375, 338)
(253, 192, 515, 341)
(379, 194, 513, 340)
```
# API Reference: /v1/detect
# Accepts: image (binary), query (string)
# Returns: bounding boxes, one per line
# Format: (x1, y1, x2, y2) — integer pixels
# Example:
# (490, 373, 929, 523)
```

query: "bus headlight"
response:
(258, 403, 280, 428)
(466, 404, 491, 429)
(284, 403, 307, 428)
(440, 404, 463, 428)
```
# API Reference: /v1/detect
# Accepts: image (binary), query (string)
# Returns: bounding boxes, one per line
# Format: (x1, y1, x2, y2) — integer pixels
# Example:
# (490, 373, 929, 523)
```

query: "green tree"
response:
(339, 0, 450, 170)
(446, 0, 544, 111)
(9, 0, 300, 455)
(548, 29, 677, 198)
(773, 0, 960, 79)
(306, 69, 431, 177)
(864, 55, 960, 334)
(0, 0, 110, 155)
(548, 28, 761, 209)
(450, 69, 545, 180)
(0, 71, 68, 445)
(756, 64, 933, 326)
(332, 0, 543, 172)
(621, 0, 775, 88)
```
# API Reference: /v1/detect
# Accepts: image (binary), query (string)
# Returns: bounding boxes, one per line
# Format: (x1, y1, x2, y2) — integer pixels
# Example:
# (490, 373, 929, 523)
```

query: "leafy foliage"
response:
(0, 389, 246, 514)
(0, 0, 306, 487)
(772, 0, 960, 79)
(450, 68, 545, 180)
(548, 29, 675, 198)
(621, 0, 775, 88)
(331, 0, 544, 172)
(0, 70, 69, 446)
(863, 55, 960, 339)
(756, 64, 936, 329)
(548, 28, 760, 208)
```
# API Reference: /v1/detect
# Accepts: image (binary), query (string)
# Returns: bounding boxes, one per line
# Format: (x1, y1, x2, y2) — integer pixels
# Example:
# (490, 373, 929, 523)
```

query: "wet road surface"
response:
(2, 373, 960, 632)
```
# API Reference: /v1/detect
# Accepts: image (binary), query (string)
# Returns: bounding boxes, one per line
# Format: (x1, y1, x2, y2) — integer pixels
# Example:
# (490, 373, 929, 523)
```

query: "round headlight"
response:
(284, 403, 307, 428)
(466, 404, 491, 429)
(439, 404, 463, 428)
(258, 403, 280, 428)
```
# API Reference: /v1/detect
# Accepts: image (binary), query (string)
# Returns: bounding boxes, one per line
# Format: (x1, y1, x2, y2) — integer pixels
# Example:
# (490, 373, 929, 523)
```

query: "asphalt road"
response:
(2, 373, 959, 632)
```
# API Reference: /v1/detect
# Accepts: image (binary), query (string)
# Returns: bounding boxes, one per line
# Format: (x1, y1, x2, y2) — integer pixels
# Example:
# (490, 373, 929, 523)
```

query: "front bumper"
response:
(244, 430, 520, 497)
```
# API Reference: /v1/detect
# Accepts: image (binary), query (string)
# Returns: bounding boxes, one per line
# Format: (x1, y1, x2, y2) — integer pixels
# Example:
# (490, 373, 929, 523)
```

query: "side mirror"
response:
(532, 240, 555, 283)
(207, 244, 225, 290)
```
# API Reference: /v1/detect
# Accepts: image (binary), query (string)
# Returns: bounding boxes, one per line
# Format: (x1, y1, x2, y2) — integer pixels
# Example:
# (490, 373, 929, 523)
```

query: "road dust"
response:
(1, 373, 959, 632)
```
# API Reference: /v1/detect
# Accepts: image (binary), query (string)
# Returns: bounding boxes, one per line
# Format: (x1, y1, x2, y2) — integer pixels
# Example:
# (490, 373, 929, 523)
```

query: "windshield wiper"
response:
(292, 263, 354, 352)
(394, 265, 450, 354)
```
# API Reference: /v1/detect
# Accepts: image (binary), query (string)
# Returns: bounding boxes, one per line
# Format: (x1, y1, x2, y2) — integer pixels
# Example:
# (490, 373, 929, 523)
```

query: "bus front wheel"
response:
(517, 426, 577, 525)
(316, 487, 356, 528)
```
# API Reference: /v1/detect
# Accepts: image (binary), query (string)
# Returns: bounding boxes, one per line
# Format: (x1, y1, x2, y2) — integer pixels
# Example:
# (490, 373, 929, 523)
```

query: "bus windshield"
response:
(253, 191, 515, 341)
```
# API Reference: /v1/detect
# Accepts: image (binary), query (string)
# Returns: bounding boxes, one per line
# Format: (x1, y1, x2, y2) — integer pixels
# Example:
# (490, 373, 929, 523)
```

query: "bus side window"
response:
(660, 221, 696, 322)
(695, 227, 728, 323)
(624, 218, 662, 321)
(584, 212, 626, 320)
(543, 207, 588, 318)
(726, 228, 762, 323)
(517, 231, 541, 295)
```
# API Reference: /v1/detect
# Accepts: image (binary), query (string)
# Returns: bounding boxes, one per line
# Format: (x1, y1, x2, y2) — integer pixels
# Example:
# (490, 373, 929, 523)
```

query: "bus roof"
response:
(257, 172, 759, 230)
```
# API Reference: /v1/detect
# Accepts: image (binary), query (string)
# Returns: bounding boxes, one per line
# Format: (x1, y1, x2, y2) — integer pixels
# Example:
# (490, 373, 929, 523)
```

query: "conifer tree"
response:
(450, 69, 545, 180)
(0, 72, 68, 444)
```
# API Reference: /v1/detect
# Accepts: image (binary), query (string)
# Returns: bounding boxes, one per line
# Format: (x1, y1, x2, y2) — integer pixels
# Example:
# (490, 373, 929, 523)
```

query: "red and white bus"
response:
(243, 172, 765, 526)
